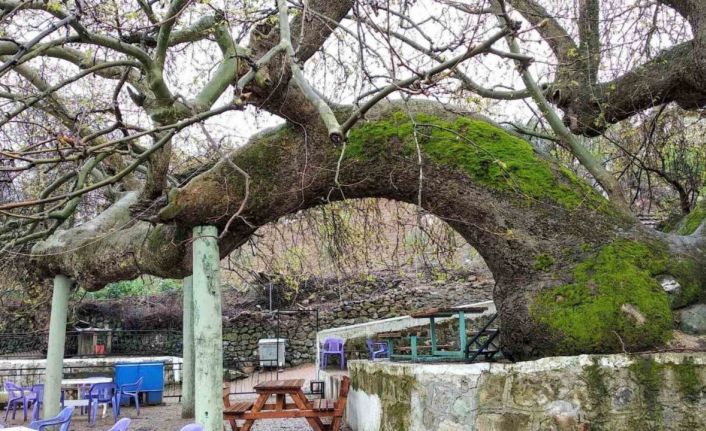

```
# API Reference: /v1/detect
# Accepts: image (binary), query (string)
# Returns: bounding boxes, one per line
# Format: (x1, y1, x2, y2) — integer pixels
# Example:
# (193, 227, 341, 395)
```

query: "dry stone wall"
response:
(220, 274, 492, 366)
(75, 271, 493, 367)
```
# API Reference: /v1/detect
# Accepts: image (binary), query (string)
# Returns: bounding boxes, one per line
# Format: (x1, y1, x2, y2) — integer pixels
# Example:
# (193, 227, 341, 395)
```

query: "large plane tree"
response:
(1, 0, 706, 363)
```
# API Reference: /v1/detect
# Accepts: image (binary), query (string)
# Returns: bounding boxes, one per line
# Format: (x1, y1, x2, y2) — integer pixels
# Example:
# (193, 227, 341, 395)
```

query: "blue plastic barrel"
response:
(114, 362, 165, 405)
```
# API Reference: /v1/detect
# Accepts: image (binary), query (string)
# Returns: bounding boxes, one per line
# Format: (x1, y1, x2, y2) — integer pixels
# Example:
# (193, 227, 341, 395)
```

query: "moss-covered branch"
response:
(30, 100, 706, 357)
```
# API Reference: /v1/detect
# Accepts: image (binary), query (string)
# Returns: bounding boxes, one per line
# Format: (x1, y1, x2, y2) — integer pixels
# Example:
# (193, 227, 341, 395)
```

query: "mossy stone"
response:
(676, 202, 706, 235)
(671, 357, 704, 403)
(351, 366, 416, 431)
(629, 356, 665, 429)
(531, 240, 675, 353)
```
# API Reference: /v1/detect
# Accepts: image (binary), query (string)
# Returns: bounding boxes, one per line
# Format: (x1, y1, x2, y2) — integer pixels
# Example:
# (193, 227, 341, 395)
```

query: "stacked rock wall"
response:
(75, 272, 493, 366)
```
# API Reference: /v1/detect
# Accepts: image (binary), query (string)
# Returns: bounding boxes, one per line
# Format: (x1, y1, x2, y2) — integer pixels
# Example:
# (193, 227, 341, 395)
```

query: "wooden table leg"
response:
(275, 394, 285, 411)
(291, 391, 325, 431)
(240, 393, 269, 431)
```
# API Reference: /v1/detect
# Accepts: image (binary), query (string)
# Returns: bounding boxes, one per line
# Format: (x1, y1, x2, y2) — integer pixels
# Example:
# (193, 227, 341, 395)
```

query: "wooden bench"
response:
(313, 376, 349, 431)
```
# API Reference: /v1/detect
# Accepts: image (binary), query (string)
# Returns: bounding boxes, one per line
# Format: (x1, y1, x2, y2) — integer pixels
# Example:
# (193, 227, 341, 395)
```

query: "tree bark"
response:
(508, 0, 706, 136)
(30, 100, 706, 359)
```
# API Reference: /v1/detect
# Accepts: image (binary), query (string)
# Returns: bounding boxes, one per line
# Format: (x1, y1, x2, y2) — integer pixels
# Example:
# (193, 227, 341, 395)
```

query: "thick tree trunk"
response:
(30, 100, 706, 359)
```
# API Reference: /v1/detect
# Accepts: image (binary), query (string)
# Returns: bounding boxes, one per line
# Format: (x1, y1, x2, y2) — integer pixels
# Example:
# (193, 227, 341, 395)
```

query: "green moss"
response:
(672, 357, 703, 403)
(346, 112, 612, 212)
(667, 258, 706, 307)
(157, 188, 182, 220)
(227, 124, 297, 203)
(146, 224, 169, 250)
(629, 356, 665, 429)
(676, 202, 706, 235)
(533, 253, 555, 271)
(582, 358, 609, 430)
(531, 240, 674, 353)
(351, 366, 416, 431)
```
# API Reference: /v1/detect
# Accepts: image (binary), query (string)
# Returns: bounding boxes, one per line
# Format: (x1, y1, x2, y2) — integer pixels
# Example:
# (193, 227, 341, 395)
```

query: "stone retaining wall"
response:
(79, 274, 493, 367)
(346, 353, 706, 431)
(1, 272, 492, 369)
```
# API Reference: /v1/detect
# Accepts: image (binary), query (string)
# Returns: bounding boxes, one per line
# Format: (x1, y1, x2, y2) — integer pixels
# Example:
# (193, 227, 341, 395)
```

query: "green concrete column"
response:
(192, 225, 223, 431)
(181, 276, 195, 418)
(458, 311, 467, 359)
(430, 317, 437, 354)
(44, 274, 71, 418)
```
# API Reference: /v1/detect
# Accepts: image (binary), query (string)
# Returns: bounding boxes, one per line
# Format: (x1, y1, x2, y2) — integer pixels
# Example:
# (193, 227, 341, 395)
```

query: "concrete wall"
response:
(347, 352, 706, 431)
(316, 301, 495, 382)
(0, 356, 183, 389)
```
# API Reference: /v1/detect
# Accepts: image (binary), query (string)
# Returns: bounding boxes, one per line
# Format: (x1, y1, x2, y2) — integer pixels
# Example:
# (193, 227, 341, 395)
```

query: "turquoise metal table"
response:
(386, 305, 488, 362)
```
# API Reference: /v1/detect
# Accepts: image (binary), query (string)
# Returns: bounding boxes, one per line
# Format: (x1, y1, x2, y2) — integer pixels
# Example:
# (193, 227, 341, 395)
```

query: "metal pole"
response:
(192, 225, 224, 431)
(44, 275, 72, 418)
(181, 276, 195, 418)
(276, 311, 280, 371)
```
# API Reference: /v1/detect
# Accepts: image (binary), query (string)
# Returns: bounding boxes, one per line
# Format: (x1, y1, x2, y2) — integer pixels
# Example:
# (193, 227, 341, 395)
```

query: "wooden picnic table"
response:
(223, 379, 326, 431)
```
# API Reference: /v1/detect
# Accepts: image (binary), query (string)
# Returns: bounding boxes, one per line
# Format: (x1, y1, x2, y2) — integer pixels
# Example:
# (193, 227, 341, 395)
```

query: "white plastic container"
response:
(258, 338, 287, 368)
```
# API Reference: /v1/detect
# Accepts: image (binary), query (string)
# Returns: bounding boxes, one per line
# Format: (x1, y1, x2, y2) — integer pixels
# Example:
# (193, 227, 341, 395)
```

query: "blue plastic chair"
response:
(320, 337, 346, 369)
(366, 338, 389, 360)
(84, 382, 119, 425)
(180, 424, 204, 431)
(4, 382, 28, 421)
(117, 377, 143, 416)
(29, 406, 74, 431)
(107, 417, 131, 431)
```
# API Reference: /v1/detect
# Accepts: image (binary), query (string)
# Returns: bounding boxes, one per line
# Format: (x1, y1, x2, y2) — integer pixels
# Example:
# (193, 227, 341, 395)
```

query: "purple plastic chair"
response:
(84, 382, 119, 425)
(320, 337, 346, 369)
(4, 382, 28, 421)
(366, 338, 389, 360)
(117, 377, 143, 416)
(180, 424, 204, 431)
(27, 384, 64, 420)
(29, 406, 74, 431)
(107, 417, 131, 431)
(28, 384, 43, 422)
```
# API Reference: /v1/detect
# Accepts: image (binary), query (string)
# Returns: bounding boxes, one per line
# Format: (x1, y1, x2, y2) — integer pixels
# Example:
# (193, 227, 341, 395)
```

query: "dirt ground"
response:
(2, 364, 348, 431)
(3, 401, 332, 431)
